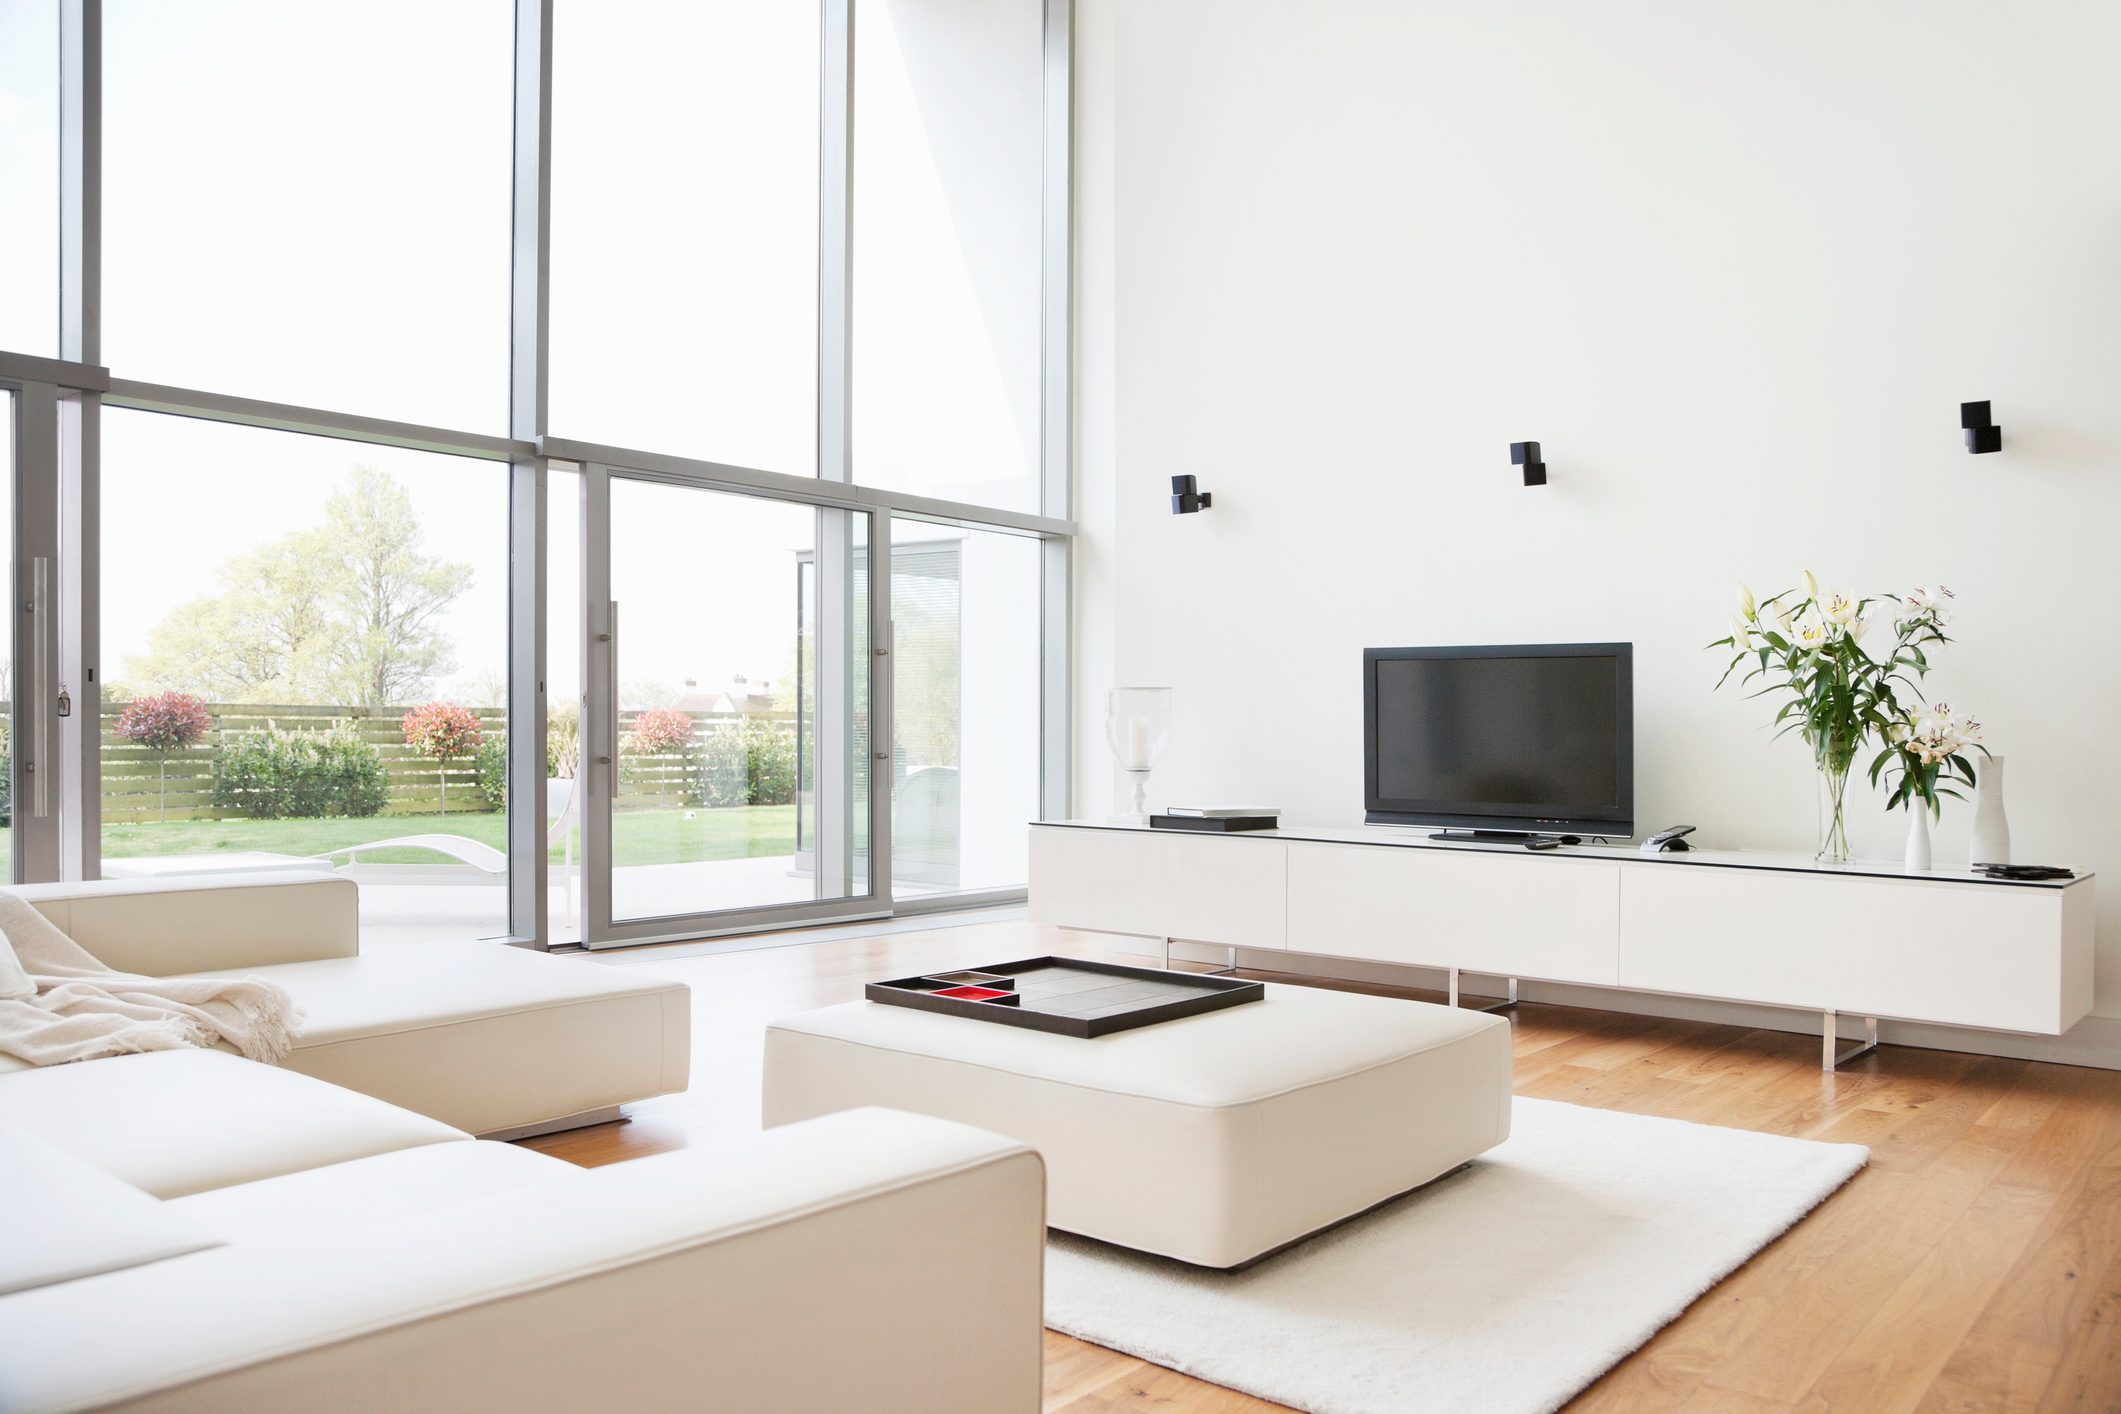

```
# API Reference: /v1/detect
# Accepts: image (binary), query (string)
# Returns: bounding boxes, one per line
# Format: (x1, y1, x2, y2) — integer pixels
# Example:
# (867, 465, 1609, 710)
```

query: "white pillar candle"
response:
(1123, 715, 1152, 770)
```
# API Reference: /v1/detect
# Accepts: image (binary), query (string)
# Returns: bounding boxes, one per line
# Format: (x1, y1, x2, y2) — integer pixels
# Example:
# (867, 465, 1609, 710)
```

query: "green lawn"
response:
(53, 805, 799, 871)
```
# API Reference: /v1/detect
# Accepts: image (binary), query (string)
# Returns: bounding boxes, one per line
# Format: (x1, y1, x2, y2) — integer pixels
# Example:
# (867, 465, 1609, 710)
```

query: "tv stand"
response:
(1028, 820, 2093, 1071)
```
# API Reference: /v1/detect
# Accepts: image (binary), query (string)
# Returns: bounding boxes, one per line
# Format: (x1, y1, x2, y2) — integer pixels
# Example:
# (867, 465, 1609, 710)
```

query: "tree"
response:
(112, 692, 214, 822)
(401, 701, 484, 812)
(320, 468, 472, 707)
(121, 536, 334, 702)
(123, 467, 472, 708)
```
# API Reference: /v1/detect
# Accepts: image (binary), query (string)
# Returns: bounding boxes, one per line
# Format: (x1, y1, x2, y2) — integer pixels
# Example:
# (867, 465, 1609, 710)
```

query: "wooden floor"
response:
(524, 917, 2121, 1413)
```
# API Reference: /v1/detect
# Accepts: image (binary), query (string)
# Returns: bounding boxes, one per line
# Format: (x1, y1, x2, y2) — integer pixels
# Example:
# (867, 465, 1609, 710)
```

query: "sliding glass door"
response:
(2, 0, 1073, 944)
(577, 465, 879, 946)
(2, 380, 70, 886)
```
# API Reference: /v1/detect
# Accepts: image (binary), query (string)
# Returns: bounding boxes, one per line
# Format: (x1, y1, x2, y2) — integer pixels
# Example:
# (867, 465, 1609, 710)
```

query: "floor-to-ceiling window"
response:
(96, 411, 511, 948)
(0, 0, 1072, 948)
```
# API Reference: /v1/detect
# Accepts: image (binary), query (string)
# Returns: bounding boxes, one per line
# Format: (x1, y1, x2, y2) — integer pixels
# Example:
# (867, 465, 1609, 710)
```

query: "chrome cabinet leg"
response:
(1449, 970, 1519, 1014)
(1160, 937, 1238, 975)
(1823, 1011, 1879, 1070)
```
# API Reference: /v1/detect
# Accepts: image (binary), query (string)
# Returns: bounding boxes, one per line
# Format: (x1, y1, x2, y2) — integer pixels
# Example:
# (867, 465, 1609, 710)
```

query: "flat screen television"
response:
(1364, 643, 1633, 838)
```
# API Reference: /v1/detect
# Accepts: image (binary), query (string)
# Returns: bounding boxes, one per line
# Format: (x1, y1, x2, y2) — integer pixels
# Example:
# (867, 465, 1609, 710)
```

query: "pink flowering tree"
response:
(113, 692, 214, 822)
(625, 707, 695, 805)
(401, 702, 484, 813)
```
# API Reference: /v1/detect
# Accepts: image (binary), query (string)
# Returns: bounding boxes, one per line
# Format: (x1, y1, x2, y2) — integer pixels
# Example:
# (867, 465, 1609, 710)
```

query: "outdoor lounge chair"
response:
(318, 778, 581, 918)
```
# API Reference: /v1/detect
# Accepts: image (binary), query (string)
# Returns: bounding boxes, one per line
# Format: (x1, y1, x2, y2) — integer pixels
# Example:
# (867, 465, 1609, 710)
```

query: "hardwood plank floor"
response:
(522, 917, 2121, 1413)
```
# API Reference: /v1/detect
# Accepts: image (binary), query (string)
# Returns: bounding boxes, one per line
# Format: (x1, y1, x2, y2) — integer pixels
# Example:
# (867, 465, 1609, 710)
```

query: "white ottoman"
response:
(764, 981, 1512, 1268)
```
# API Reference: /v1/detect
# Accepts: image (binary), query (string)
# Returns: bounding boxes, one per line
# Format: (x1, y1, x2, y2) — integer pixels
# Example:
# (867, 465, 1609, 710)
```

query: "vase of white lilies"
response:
(1711, 576, 1977, 865)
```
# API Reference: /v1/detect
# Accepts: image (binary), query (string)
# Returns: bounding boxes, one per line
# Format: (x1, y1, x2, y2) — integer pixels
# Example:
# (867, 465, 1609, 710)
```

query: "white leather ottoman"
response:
(764, 980, 1512, 1267)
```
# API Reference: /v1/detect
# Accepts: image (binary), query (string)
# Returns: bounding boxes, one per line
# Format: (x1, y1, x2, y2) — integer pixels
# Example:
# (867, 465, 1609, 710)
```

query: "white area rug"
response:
(1046, 1098, 1867, 1414)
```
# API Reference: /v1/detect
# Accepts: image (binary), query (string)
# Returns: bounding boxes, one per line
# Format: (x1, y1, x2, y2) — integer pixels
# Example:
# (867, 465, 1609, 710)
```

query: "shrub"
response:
(625, 707, 695, 805)
(626, 706, 695, 756)
(690, 718, 798, 808)
(212, 721, 388, 820)
(112, 692, 215, 821)
(401, 701, 483, 760)
(112, 692, 214, 753)
(475, 735, 509, 811)
(401, 702, 484, 812)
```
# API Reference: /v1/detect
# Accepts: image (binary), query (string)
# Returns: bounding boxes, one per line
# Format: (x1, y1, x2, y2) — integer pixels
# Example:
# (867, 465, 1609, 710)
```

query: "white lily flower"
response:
(1738, 583, 1757, 623)
(1791, 612, 1830, 650)
(1821, 590, 1859, 625)
(1730, 617, 1757, 652)
(1771, 599, 1795, 635)
(1848, 613, 1871, 642)
(1801, 569, 1819, 602)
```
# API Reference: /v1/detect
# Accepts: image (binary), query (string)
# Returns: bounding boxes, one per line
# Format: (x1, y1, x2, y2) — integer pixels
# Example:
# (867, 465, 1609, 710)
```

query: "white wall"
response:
(1074, 0, 2121, 1044)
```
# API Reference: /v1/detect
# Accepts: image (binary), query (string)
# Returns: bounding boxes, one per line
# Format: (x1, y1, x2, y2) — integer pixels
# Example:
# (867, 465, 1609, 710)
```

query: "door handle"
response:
(29, 556, 49, 818)
(604, 600, 620, 768)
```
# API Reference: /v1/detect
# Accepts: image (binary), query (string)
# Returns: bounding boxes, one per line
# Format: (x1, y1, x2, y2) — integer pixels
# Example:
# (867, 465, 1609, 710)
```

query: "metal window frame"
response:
(3, 0, 1074, 939)
(505, 0, 554, 947)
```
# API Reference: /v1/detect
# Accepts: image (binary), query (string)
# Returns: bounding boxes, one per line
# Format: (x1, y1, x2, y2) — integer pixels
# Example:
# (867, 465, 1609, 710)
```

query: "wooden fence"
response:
(81, 702, 795, 826)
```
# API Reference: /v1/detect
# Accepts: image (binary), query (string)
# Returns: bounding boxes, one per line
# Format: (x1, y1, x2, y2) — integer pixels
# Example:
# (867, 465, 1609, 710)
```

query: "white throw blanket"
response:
(0, 892, 300, 1067)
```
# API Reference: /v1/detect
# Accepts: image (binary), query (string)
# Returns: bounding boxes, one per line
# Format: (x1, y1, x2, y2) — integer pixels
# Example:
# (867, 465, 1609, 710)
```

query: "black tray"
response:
(865, 956, 1263, 1038)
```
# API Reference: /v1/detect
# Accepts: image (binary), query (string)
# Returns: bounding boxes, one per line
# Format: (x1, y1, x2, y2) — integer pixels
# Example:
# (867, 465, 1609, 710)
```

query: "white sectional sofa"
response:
(0, 876, 1048, 1413)
(0, 873, 688, 1138)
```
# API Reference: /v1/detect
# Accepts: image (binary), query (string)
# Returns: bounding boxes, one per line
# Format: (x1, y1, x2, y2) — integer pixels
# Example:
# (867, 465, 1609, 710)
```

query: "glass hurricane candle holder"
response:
(1106, 687, 1173, 822)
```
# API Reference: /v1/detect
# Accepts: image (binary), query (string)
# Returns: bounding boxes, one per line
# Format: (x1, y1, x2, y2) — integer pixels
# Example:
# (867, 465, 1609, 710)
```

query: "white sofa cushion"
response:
(0, 1049, 467, 1198)
(7, 874, 358, 975)
(171, 1141, 576, 1246)
(765, 981, 1514, 1267)
(0, 1122, 223, 1296)
(0, 1109, 1044, 1414)
(178, 941, 691, 1137)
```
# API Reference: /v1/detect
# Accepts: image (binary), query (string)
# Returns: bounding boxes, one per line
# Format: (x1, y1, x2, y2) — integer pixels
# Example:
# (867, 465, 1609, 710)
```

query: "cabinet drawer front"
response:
(1158, 835, 1288, 950)
(1286, 844, 1620, 983)
(1029, 830, 1288, 949)
(1619, 867, 2066, 1032)
(1029, 828, 1167, 936)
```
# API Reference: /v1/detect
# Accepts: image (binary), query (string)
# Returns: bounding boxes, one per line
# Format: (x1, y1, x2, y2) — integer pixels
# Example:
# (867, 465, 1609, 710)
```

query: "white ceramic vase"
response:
(1904, 806, 1932, 872)
(1970, 754, 2011, 866)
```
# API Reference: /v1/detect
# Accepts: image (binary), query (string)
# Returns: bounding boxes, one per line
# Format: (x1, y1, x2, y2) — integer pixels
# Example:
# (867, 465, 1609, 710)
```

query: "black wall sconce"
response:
(1510, 441, 1547, 486)
(1170, 474, 1212, 514)
(1961, 401, 2001, 454)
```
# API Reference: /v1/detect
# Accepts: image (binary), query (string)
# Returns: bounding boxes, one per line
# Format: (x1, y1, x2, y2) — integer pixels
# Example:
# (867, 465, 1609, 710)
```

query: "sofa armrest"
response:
(0, 1109, 1047, 1414)
(3, 875, 360, 975)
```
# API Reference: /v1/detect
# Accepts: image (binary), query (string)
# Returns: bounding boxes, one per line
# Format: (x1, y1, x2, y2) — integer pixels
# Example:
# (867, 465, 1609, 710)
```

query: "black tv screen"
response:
(1364, 643, 1633, 836)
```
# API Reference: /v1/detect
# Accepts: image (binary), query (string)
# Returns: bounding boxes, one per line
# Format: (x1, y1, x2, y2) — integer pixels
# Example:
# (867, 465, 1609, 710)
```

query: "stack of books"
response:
(1148, 807, 1280, 833)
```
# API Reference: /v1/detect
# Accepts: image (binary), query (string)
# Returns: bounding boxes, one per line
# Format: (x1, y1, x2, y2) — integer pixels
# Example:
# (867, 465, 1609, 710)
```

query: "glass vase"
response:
(1105, 687, 1173, 822)
(1816, 760, 1853, 864)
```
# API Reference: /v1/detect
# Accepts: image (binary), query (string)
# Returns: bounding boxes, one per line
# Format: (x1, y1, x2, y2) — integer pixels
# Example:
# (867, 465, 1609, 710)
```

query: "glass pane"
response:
(854, 0, 1045, 513)
(550, 1, 820, 472)
(608, 481, 864, 921)
(890, 520, 1041, 896)
(0, 0, 59, 356)
(99, 409, 511, 949)
(102, 1, 512, 429)
(546, 464, 585, 944)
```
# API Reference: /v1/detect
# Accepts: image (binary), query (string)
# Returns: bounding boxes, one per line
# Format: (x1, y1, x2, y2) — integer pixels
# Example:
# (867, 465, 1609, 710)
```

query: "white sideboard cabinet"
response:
(1029, 821, 2095, 1069)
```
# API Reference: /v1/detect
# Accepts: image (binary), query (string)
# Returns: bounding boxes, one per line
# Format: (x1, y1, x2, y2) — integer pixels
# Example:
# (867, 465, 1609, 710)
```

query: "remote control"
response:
(1642, 825, 1697, 854)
